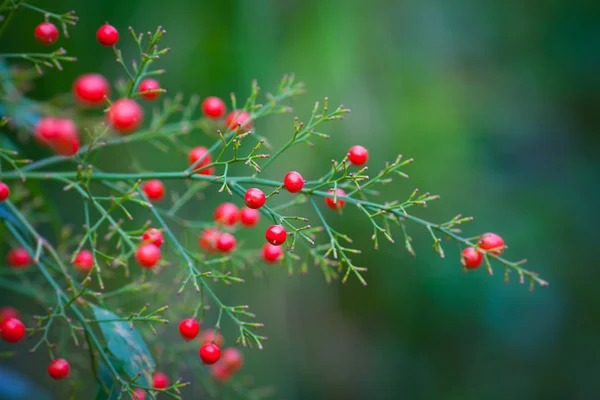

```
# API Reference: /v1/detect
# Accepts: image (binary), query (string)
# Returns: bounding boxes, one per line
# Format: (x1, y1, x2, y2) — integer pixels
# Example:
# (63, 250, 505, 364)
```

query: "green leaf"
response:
(90, 304, 155, 387)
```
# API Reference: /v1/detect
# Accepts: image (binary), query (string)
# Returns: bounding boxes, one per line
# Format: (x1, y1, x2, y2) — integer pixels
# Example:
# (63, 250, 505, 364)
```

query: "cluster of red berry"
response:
(461, 233, 505, 269)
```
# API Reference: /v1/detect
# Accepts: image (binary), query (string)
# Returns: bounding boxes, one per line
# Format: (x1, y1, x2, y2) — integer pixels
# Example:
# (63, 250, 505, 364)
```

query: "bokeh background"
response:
(2, 0, 600, 399)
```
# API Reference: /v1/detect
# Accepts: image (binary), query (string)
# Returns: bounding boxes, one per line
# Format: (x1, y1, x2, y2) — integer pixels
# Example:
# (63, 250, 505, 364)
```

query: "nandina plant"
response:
(0, 3, 548, 400)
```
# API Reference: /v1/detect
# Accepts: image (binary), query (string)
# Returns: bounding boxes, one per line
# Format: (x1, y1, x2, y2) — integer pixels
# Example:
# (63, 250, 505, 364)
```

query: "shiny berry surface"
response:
(48, 359, 70, 380)
(135, 243, 161, 269)
(107, 99, 143, 134)
(265, 225, 287, 246)
(244, 188, 266, 209)
(216, 233, 236, 253)
(7, 247, 31, 268)
(96, 23, 119, 46)
(138, 79, 161, 100)
(152, 372, 169, 389)
(262, 243, 283, 263)
(74, 250, 94, 273)
(479, 232, 505, 255)
(200, 343, 221, 365)
(225, 110, 252, 131)
(0, 317, 25, 343)
(0, 182, 9, 202)
(34, 22, 59, 46)
(324, 188, 346, 210)
(283, 171, 305, 193)
(348, 145, 369, 166)
(202, 96, 226, 118)
(461, 247, 483, 269)
(214, 203, 239, 226)
(73, 74, 110, 107)
(239, 207, 260, 227)
(188, 146, 213, 175)
(179, 318, 200, 341)
(142, 228, 164, 247)
(142, 180, 165, 201)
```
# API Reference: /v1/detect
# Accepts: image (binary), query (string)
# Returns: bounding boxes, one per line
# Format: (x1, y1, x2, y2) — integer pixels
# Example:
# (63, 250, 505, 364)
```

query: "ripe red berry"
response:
(265, 225, 287, 246)
(221, 347, 244, 373)
(152, 372, 169, 389)
(479, 233, 505, 255)
(7, 247, 31, 268)
(142, 228, 164, 247)
(214, 203, 239, 226)
(135, 243, 161, 269)
(283, 171, 305, 193)
(179, 318, 200, 341)
(239, 207, 260, 227)
(348, 145, 369, 166)
(324, 188, 346, 210)
(107, 99, 143, 134)
(188, 146, 213, 175)
(0, 307, 20, 323)
(73, 74, 110, 107)
(199, 343, 221, 365)
(210, 363, 231, 382)
(244, 188, 266, 209)
(225, 110, 252, 131)
(34, 117, 59, 143)
(199, 228, 221, 252)
(48, 358, 70, 380)
(0, 182, 9, 202)
(138, 79, 161, 101)
(262, 243, 283, 263)
(216, 233, 236, 253)
(142, 180, 165, 201)
(96, 23, 119, 46)
(34, 22, 58, 46)
(36, 118, 80, 156)
(74, 250, 94, 273)
(461, 247, 483, 269)
(0, 317, 25, 343)
(200, 329, 224, 347)
(133, 389, 146, 400)
(202, 96, 226, 118)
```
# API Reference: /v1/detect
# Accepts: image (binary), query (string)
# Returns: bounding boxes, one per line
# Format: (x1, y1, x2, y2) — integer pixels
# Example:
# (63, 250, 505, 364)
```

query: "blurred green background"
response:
(2, 0, 600, 399)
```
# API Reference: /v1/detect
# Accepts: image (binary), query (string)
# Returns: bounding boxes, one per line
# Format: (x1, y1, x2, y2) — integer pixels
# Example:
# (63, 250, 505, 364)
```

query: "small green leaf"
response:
(90, 304, 155, 387)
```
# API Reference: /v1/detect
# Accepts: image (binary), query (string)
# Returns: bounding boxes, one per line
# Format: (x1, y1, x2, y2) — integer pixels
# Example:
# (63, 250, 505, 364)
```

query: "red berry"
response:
(199, 343, 221, 365)
(96, 23, 119, 46)
(0, 317, 25, 343)
(239, 207, 260, 227)
(142, 180, 165, 201)
(461, 247, 483, 269)
(74, 250, 94, 273)
(0, 182, 9, 202)
(210, 363, 231, 382)
(135, 243, 161, 269)
(48, 358, 70, 380)
(188, 146, 213, 175)
(34, 22, 58, 46)
(202, 96, 226, 118)
(283, 171, 305, 193)
(479, 233, 505, 255)
(244, 188, 266, 209)
(324, 188, 346, 210)
(107, 99, 143, 134)
(262, 243, 283, 263)
(225, 110, 252, 131)
(347, 145, 369, 166)
(133, 389, 146, 400)
(34, 117, 59, 143)
(73, 74, 110, 107)
(0, 307, 20, 323)
(142, 228, 164, 247)
(179, 318, 200, 341)
(199, 228, 221, 252)
(7, 247, 31, 268)
(216, 233, 236, 253)
(200, 329, 224, 347)
(138, 79, 161, 101)
(221, 347, 244, 373)
(214, 203, 239, 226)
(265, 225, 287, 246)
(37, 118, 80, 156)
(152, 372, 169, 389)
